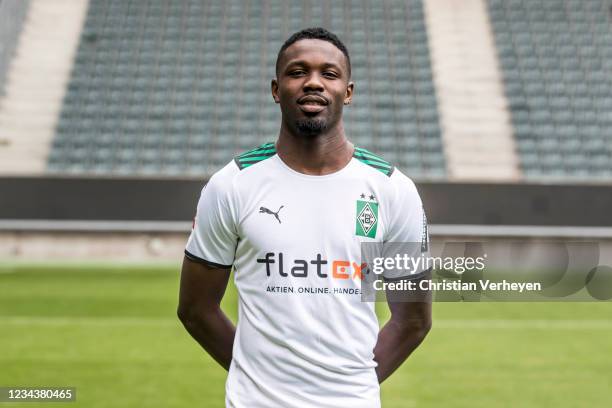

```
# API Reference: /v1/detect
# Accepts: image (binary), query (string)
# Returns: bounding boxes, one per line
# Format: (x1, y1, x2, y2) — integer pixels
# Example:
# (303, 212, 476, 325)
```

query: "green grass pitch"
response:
(0, 263, 610, 407)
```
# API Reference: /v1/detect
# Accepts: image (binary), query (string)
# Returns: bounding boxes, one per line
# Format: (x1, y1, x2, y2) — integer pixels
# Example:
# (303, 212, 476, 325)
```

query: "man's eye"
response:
(289, 70, 305, 76)
(323, 72, 338, 78)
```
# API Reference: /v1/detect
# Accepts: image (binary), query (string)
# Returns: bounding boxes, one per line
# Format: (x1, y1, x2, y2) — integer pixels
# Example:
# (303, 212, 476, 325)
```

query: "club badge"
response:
(356, 194, 378, 238)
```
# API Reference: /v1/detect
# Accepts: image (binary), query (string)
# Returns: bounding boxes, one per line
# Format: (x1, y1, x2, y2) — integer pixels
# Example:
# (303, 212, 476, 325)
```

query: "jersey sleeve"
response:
(382, 169, 430, 280)
(184, 164, 239, 268)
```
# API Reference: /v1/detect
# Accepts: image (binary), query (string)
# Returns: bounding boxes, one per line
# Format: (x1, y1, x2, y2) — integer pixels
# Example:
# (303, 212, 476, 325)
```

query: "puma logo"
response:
(259, 205, 284, 224)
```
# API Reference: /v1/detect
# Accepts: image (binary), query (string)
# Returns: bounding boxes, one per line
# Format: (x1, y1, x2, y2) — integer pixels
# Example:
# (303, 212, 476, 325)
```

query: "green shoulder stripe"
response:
(353, 147, 395, 177)
(234, 142, 276, 170)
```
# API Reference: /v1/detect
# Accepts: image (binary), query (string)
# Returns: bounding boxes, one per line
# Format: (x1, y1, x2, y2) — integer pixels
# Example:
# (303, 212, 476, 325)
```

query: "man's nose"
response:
(303, 72, 324, 92)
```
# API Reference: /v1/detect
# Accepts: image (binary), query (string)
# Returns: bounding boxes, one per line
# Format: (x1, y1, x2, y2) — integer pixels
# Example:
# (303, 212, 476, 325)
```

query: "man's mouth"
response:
(297, 95, 328, 114)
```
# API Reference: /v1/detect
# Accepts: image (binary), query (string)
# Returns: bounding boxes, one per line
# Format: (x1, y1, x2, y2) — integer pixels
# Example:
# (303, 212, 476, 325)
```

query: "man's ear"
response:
(271, 79, 280, 103)
(344, 81, 354, 105)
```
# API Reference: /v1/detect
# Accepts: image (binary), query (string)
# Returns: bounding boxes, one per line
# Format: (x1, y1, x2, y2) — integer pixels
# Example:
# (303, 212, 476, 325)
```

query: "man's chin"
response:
(295, 118, 328, 136)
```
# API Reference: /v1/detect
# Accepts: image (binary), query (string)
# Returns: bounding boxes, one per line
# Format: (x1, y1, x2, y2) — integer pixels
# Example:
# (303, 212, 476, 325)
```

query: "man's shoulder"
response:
(204, 142, 276, 194)
(352, 146, 395, 178)
(351, 147, 419, 197)
(234, 142, 277, 170)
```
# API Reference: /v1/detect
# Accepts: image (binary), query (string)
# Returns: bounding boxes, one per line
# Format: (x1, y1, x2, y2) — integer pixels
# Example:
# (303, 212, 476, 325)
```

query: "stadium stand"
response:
(0, 0, 88, 175)
(1, 0, 609, 183)
(424, 0, 520, 181)
(47, 0, 446, 178)
(488, 0, 612, 181)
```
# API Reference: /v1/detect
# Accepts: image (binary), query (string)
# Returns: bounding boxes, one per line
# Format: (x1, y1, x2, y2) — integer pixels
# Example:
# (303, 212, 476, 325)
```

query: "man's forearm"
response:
(373, 318, 431, 383)
(178, 307, 236, 370)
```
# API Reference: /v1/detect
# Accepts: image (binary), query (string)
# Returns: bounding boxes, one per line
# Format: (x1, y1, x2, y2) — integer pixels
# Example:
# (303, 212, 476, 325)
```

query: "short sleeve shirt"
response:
(185, 143, 429, 408)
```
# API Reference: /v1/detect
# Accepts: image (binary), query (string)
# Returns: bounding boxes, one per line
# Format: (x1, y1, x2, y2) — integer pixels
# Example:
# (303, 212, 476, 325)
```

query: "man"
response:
(178, 27, 431, 407)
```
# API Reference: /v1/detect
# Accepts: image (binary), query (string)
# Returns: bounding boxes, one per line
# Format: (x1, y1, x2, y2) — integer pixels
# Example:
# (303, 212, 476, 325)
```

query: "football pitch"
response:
(0, 263, 610, 408)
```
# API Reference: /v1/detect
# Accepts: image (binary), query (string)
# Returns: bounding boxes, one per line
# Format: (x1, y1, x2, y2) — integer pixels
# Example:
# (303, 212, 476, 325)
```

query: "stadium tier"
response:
(488, 0, 612, 180)
(47, 0, 445, 178)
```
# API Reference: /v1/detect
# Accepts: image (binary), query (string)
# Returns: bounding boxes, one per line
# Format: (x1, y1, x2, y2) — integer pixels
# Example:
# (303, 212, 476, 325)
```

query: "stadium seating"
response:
(48, 0, 446, 178)
(488, 0, 612, 180)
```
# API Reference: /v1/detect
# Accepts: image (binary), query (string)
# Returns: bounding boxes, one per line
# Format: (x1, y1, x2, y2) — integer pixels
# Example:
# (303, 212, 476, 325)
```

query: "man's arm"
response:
(177, 255, 235, 370)
(373, 276, 432, 383)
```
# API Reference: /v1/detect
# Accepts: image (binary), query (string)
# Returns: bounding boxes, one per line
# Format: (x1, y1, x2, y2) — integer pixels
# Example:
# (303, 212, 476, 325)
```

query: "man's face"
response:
(272, 39, 354, 136)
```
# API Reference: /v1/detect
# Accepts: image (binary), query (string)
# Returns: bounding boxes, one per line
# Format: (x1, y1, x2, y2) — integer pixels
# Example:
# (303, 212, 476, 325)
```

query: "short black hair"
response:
(275, 27, 351, 78)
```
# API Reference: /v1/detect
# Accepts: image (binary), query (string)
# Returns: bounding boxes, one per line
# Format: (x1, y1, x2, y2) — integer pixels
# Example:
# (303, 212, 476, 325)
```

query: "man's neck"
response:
(275, 122, 354, 176)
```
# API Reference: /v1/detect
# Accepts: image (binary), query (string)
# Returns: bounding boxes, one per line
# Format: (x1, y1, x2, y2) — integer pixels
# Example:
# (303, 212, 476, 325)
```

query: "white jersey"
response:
(185, 142, 429, 408)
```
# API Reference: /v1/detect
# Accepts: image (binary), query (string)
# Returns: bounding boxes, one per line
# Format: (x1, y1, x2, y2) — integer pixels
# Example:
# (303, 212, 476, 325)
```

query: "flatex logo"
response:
(257, 252, 367, 280)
